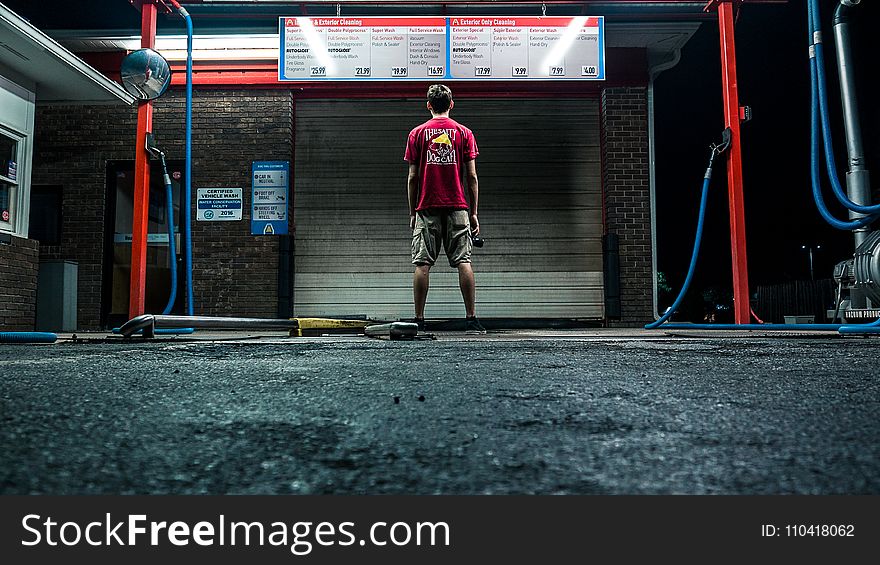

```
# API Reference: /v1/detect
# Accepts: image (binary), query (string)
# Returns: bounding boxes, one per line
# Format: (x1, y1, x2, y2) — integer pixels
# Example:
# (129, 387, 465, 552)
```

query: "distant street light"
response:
(802, 245, 821, 280)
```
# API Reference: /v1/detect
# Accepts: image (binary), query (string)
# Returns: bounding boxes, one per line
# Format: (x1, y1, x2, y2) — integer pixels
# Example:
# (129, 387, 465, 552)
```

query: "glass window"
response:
(0, 130, 19, 232)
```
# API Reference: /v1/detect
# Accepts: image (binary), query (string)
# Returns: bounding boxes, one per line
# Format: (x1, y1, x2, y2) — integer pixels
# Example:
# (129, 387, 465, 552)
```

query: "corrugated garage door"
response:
(294, 98, 603, 320)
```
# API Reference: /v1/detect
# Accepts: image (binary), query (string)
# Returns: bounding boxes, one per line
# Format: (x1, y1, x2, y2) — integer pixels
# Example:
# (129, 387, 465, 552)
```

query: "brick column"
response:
(0, 236, 39, 330)
(601, 87, 653, 325)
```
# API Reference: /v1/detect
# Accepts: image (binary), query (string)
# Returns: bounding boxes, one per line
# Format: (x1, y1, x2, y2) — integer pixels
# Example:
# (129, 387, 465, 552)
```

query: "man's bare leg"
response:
(457, 262, 476, 318)
(413, 264, 431, 319)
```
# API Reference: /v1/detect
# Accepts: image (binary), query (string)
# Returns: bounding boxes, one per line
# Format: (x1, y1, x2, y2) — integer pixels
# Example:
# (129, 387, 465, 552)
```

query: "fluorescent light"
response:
(154, 34, 279, 61)
(160, 48, 279, 61)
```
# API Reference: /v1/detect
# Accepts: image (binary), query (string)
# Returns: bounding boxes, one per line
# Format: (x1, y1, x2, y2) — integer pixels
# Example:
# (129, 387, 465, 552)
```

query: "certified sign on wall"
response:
(279, 16, 604, 81)
(251, 161, 289, 235)
(197, 188, 242, 221)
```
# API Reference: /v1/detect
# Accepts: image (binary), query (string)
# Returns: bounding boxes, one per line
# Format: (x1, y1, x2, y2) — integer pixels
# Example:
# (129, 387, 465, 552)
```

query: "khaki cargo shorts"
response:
(411, 209, 473, 267)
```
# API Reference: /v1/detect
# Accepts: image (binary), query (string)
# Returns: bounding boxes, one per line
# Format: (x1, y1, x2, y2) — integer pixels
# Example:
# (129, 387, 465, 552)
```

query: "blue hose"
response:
(642, 172, 846, 332)
(809, 46, 873, 230)
(645, 176, 711, 329)
(839, 323, 880, 334)
(659, 323, 843, 331)
(809, 0, 880, 218)
(0, 332, 57, 344)
(162, 174, 178, 314)
(182, 11, 194, 316)
(839, 324, 880, 334)
(648, 130, 867, 332)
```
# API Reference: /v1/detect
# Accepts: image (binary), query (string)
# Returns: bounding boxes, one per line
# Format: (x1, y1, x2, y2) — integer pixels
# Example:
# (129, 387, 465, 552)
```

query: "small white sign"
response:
(197, 188, 243, 221)
(252, 204, 287, 221)
(253, 187, 287, 205)
(253, 168, 288, 188)
(113, 233, 170, 244)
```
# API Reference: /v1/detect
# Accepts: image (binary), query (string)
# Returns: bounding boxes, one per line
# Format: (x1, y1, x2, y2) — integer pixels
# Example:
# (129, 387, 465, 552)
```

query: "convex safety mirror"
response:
(120, 48, 172, 100)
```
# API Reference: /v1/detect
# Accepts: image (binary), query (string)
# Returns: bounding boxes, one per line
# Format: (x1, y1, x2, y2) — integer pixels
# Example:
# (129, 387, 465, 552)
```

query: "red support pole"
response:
(129, 1, 157, 320)
(716, 0, 751, 324)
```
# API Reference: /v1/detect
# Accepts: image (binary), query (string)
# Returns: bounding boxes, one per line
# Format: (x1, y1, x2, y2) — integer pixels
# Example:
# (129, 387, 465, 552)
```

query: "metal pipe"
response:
(120, 314, 300, 337)
(833, 0, 872, 253)
(807, 0, 874, 231)
(647, 48, 683, 320)
(119, 314, 156, 337)
(152, 315, 299, 329)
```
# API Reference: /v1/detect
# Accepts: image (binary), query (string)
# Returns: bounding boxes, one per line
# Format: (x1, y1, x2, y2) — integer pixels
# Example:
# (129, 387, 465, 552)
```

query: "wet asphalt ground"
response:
(1, 330, 878, 495)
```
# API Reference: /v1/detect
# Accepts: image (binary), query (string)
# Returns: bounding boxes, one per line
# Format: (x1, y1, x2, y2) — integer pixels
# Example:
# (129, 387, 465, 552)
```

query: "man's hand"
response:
(410, 215, 416, 230)
(470, 213, 480, 236)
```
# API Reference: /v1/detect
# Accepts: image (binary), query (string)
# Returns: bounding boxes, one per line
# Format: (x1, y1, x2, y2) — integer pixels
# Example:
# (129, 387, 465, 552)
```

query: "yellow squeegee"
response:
(289, 318, 371, 337)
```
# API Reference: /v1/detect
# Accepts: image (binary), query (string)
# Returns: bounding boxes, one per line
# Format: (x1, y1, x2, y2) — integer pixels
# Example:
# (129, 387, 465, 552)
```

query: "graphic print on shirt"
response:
(425, 129, 457, 165)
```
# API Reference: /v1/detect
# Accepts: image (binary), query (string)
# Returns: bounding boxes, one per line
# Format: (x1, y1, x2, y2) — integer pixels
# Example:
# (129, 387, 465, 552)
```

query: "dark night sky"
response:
(653, 0, 880, 317)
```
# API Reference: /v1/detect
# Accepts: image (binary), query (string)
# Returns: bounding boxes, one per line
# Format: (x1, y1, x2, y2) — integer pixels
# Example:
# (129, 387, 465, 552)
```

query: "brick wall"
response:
(33, 90, 293, 329)
(601, 87, 653, 325)
(185, 91, 293, 318)
(0, 236, 39, 330)
(34, 102, 138, 329)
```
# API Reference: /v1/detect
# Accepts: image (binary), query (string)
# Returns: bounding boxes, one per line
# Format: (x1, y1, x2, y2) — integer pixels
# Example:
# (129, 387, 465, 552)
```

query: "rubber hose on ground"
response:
(0, 332, 58, 344)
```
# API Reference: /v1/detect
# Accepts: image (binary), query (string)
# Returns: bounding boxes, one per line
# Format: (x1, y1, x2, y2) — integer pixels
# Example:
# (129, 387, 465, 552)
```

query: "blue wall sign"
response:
(251, 161, 289, 235)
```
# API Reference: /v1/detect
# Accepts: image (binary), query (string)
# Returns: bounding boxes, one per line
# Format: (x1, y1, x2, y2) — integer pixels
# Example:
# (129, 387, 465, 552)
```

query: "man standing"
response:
(404, 84, 485, 334)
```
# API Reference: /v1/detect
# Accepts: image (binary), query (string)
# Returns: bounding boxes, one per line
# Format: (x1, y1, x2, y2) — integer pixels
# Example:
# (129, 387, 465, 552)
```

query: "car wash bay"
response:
(11, 4, 677, 331)
(292, 97, 603, 321)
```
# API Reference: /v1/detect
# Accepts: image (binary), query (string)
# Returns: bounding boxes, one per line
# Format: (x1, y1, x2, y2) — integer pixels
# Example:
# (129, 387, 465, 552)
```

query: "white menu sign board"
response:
(279, 16, 604, 81)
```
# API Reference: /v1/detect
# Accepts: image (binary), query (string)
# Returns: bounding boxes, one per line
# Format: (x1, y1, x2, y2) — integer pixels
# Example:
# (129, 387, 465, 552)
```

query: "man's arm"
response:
(407, 163, 419, 229)
(465, 159, 479, 235)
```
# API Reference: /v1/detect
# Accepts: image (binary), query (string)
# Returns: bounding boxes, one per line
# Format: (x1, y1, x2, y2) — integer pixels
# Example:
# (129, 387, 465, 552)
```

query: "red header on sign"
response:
(285, 17, 447, 27)
(283, 17, 599, 28)
(450, 17, 599, 27)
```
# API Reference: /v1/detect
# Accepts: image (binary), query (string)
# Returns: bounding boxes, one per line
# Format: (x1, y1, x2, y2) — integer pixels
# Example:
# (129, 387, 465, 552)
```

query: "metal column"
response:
(128, 0, 158, 319)
(710, 0, 751, 324)
(833, 2, 872, 250)
(833, 1, 871, 309)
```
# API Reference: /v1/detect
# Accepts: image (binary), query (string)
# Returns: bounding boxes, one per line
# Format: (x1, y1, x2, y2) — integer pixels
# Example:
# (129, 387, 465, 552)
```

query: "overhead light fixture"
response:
(156, 34, 279, 61)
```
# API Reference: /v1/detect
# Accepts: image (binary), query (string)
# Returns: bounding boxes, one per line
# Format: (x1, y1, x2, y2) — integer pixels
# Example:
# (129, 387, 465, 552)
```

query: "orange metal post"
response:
(128, 1, 157, 319)
(716, 0, 751, 324)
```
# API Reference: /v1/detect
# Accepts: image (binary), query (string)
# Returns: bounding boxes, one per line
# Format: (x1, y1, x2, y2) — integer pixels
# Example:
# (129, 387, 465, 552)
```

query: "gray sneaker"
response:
(465, 317, 487, 334)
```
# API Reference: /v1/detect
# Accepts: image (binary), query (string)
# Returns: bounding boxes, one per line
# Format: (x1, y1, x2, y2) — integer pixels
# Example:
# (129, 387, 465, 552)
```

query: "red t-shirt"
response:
(404, 117, 479, 211)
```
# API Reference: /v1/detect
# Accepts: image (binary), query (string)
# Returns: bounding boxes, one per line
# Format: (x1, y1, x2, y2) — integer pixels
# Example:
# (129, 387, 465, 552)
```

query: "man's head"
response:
(427, 84, 453, 115)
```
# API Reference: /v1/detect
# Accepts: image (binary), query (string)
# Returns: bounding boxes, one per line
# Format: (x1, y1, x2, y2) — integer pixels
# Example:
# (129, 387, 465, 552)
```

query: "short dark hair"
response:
(427, 84, 452, 113)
